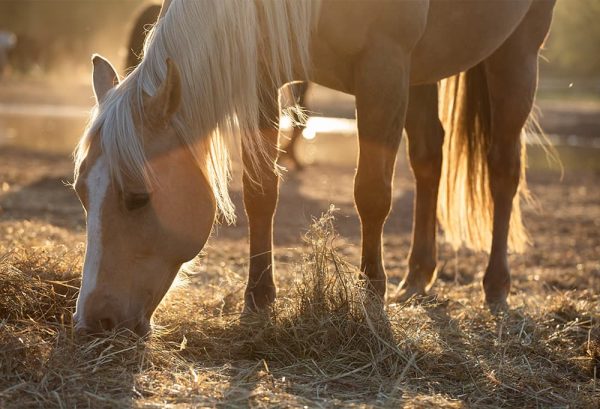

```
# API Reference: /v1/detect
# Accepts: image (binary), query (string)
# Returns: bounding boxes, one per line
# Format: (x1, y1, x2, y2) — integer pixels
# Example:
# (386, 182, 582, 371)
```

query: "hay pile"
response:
(1, 211, 599, 408)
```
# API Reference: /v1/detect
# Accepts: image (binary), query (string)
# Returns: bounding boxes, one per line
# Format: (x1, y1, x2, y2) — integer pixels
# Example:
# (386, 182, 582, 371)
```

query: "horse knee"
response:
(354, 174, 392, 225)
(244, 174, 278, 217)
(243, 170, 279, 226)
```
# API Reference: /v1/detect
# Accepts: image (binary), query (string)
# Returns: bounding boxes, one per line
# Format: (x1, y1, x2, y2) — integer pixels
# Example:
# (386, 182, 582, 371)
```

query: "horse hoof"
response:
(243, 287, 276, 313)
(240, 304, 272, 326)
(485, 296, 509, 315)
(392, 284, 426, 303)
(242, 299, 273, 315)
(365, 281, 387, 302)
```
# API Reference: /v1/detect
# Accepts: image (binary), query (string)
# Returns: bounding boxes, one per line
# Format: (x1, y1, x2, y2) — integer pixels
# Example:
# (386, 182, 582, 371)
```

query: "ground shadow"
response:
(0, 174, 83, 231)
(0, 146, 82, 231)
(418, 299, 594, 407)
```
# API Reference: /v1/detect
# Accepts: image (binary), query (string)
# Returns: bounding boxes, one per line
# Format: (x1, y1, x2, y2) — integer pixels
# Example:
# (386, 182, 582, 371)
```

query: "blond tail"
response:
(438, 62, 529, 253)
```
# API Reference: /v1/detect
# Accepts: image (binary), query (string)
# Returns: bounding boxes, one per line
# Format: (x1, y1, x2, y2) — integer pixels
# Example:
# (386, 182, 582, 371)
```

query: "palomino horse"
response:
(73, 0, 555, 335)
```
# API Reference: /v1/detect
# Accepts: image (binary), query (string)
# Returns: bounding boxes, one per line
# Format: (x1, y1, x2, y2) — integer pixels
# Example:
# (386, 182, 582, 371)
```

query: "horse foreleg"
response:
(396, 84, 444, 300)
(354, 39, 411, 299)
(242, 99, 280, 312)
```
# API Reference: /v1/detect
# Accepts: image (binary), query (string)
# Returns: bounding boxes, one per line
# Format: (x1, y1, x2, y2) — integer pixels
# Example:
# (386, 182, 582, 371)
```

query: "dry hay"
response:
(0, 210, 599, 408)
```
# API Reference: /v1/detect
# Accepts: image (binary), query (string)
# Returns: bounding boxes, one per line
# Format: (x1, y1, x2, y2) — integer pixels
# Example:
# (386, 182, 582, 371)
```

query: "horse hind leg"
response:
(482, 1, 555, 309)
(395, 84, 444, 301)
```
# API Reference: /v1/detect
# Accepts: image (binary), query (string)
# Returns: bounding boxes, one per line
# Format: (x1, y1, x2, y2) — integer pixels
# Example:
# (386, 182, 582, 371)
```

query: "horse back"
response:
(310, 0, 541, 89)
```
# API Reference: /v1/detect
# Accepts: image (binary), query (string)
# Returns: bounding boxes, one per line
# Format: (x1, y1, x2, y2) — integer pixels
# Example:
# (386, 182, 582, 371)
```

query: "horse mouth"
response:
(73, 316, 152, 338)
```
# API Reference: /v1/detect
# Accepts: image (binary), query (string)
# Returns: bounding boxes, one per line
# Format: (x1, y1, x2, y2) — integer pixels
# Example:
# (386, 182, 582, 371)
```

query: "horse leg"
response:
(242, 96, 280, 312)
(482, 2, 554, 308)
(354, 39, 414, 299)
(396, 84, 444, 300)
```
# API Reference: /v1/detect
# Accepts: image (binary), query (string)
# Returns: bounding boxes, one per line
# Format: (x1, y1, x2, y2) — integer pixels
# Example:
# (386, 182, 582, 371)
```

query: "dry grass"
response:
(1, 210, 599, 408)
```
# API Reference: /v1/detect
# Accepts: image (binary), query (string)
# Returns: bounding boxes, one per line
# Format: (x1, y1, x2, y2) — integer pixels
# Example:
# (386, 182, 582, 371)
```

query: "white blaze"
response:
(74, 156, 109, 328)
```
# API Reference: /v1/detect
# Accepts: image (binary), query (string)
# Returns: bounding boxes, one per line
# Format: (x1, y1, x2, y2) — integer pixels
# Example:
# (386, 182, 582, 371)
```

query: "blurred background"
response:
(0, 0, 598, 161)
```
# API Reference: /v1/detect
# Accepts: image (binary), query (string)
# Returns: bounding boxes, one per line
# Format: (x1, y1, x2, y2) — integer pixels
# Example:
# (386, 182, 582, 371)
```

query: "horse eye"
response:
(124, 192, 151, 211)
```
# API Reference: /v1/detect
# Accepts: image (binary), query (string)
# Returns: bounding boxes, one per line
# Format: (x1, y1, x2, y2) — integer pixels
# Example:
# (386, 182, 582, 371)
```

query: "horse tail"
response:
(438, 62, 529, 253)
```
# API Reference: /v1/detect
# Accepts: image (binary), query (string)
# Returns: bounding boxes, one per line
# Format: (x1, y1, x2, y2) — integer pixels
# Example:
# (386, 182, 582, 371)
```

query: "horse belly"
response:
(410, 0, 534, 84)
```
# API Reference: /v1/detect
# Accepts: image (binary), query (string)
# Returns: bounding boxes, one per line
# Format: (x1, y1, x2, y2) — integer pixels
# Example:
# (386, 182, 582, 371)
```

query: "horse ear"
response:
(92, 54, 119, 103)
(144, 58, 182, 126)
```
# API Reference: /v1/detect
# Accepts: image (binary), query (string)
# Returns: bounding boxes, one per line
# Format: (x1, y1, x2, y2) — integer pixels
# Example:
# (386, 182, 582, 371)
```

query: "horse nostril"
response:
(75, 325, 90, 337)
(98, 317, 115, 331)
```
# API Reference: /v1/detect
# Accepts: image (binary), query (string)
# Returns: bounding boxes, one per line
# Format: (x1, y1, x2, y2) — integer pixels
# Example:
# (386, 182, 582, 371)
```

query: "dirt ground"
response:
(0, 82, 599, 408)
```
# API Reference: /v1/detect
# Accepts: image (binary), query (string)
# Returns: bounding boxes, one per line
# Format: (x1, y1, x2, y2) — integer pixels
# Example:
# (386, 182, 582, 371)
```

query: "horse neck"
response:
(131, 0, 319, 222)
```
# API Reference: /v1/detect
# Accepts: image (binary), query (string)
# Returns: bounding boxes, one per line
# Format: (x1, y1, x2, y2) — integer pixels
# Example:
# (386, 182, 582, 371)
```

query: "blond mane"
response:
(75, 0, 320, 223)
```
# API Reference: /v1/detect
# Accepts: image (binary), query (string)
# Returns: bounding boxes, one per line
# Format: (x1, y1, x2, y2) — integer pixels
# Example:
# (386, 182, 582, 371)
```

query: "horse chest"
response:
(309, 0, 430, 93)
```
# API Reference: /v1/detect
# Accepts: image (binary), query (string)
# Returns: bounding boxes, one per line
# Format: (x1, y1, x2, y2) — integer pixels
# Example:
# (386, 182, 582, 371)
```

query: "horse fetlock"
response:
(244, 284, 276, 312)
(394, 282, 427, 303)
(483, 267, 511, 307)
(397, 261, 435, 301)
(359, 264, 387, 299)
(396, 276, 430, 300)
(368, 277, 387, 299)
(408, 255, 437, 280)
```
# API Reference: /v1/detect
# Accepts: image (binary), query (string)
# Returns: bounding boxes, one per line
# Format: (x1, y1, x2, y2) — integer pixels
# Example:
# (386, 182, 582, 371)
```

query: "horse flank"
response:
(75, 0, 320, 223)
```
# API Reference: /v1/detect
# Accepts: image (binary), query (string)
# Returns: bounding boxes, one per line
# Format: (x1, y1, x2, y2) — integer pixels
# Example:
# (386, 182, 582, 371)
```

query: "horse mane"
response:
(75, 0, 320, 223)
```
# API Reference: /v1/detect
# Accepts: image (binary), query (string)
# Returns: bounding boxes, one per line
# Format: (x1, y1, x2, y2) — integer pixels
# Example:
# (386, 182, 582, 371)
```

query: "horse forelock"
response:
(75, 81, 149, 193)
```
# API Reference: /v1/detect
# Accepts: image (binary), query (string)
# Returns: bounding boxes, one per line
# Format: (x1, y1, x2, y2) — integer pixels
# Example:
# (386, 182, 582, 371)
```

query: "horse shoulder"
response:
(316, 0, 429, 55)
(311, 0, 429, 92)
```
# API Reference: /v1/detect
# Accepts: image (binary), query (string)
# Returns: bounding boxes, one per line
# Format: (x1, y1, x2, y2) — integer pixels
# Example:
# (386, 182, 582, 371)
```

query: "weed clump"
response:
(248, 208, 411, 383)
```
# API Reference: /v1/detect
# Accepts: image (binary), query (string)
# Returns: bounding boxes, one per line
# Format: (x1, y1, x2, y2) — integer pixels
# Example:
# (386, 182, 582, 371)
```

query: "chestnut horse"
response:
(73, 0, 555, 335)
